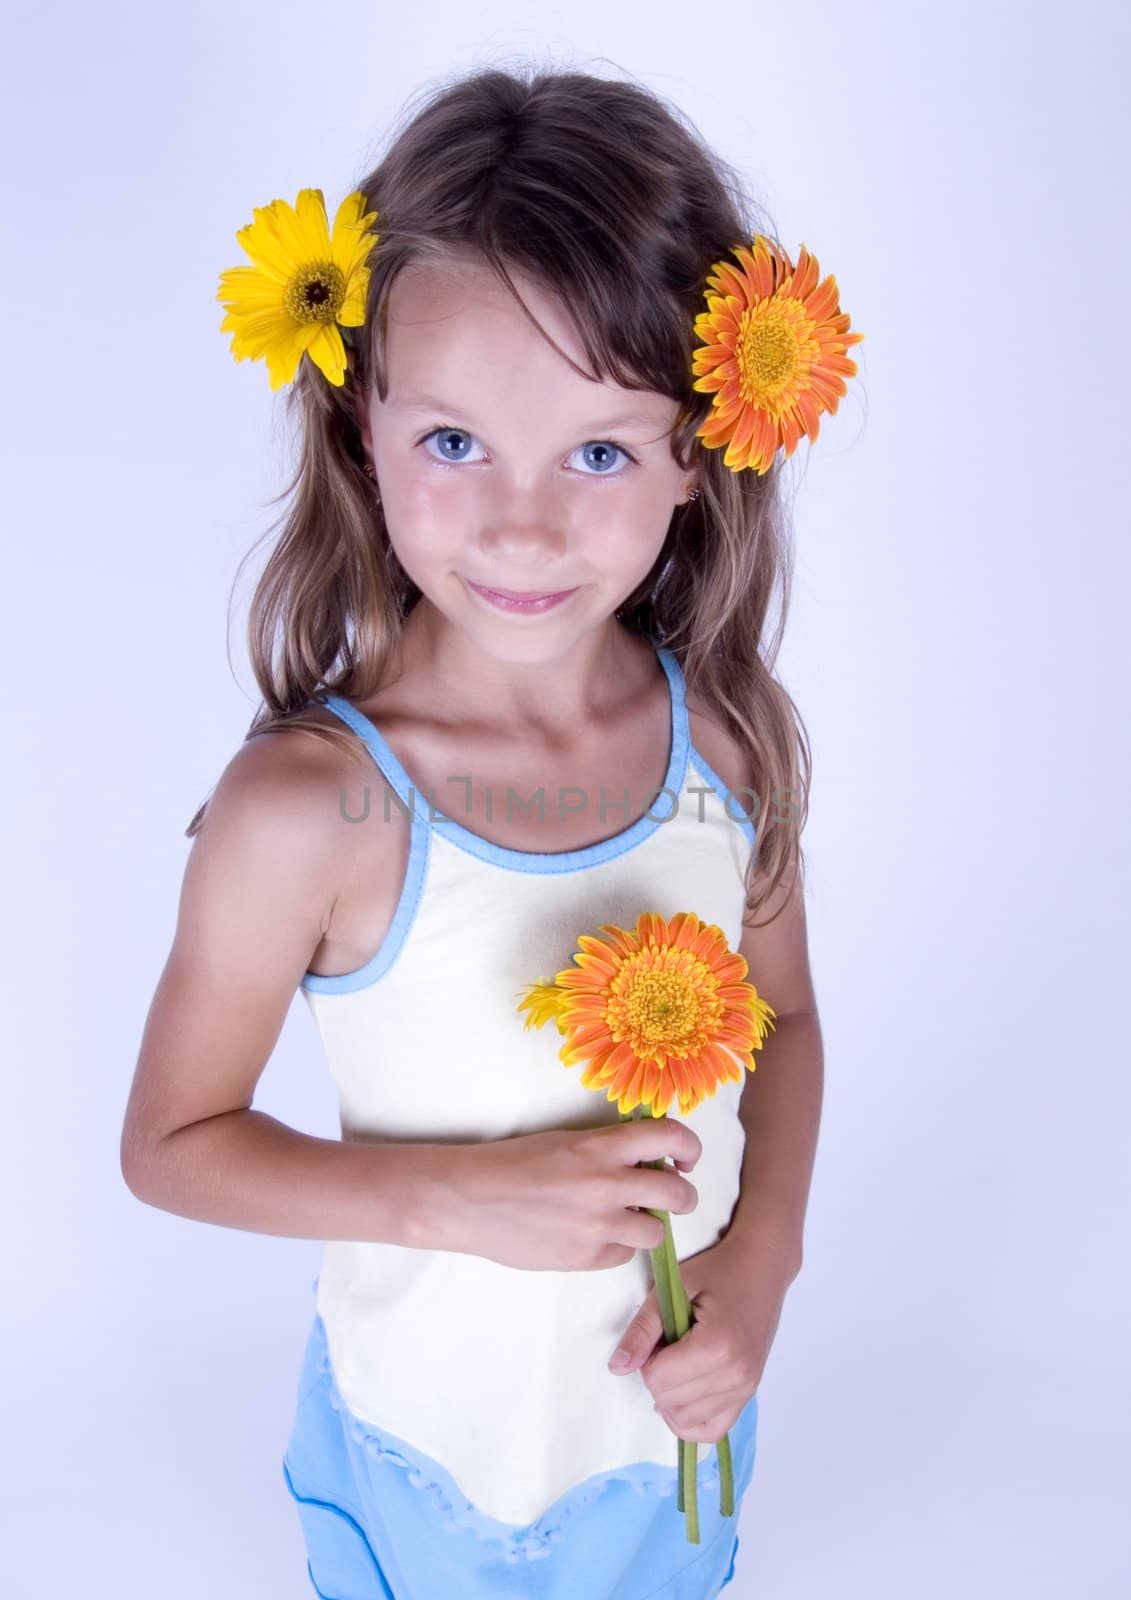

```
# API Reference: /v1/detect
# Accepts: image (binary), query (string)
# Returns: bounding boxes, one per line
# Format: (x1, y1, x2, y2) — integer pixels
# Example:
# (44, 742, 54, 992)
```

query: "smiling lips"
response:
(465, 578, 579, 614)
(476, 583, 571, 600)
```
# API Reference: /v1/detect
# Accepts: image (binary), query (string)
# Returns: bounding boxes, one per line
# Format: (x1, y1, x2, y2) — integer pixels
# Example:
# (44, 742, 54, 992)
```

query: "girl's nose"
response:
(475, 517, 569, 566)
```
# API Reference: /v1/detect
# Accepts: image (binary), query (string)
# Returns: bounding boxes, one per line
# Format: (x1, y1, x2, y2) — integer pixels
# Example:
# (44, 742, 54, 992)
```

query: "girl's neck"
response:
(394, 603, 654, 742)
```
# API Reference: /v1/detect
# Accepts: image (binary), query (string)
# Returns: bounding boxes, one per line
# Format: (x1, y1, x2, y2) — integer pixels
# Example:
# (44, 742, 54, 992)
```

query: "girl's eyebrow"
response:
(391, 392, 668, 434)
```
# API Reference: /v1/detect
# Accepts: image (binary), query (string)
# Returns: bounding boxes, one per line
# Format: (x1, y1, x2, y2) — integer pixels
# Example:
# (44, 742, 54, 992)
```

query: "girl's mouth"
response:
(464, 579, 580, 614)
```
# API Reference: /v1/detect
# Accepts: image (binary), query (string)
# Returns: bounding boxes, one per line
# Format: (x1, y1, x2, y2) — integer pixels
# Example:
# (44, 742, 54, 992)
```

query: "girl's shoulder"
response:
(222, 701, 383, 805)
(199, 704, 396, 899)
(215, 705, 412, 984)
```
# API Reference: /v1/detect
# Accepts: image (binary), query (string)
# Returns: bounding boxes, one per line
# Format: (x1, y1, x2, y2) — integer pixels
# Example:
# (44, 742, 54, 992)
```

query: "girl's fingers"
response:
(657, 1401, 740, 1445)
(652, 1371, 745, 1410)
(656, 1383, 746, 1426)
(644, 1335, 727, 1393)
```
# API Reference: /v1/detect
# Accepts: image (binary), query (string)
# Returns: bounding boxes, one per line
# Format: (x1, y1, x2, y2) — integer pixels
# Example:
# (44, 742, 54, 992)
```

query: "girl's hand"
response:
(606, 1224, 797, 1444)
(451, 1120, 703, 1272)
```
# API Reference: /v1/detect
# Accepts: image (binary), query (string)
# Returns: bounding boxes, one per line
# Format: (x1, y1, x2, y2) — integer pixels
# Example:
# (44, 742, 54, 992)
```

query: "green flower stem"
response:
(659, 1207, 699, 1542)
(648, 1230, 678, 1338)
(622, 1108, 735, 1528)
(716, 1433, 735, 1518)
(663, 1232, 735, 1519)
(646, 1222, 695, 1538)
(625, 1107, 701, 1543)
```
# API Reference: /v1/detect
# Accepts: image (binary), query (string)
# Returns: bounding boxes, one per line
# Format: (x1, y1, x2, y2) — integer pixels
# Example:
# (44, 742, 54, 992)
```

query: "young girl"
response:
(121, 64, 858, 1600)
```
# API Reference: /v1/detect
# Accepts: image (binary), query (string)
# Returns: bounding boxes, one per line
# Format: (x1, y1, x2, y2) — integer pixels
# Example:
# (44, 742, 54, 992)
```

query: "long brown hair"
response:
(190, 62, 813, 926)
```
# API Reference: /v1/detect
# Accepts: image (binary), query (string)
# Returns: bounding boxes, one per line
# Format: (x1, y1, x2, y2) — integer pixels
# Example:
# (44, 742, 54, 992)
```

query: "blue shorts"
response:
(282, 1305, 759, 1599)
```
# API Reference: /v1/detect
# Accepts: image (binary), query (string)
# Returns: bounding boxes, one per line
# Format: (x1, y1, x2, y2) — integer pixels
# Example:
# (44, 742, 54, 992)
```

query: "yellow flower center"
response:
(284, 261, 348, 326)
(608, 951, 725, 1063)
(737, 297, 812, 420)
(626, 970, 698, 1041)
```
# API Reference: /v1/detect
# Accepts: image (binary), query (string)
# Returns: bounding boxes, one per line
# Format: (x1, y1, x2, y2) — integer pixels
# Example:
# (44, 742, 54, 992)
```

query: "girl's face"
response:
(360, 256, 698, 661)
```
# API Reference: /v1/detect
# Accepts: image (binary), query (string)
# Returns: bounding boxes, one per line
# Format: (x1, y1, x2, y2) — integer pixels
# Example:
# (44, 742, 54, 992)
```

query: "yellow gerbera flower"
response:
(518, 911, 776, 1118)
(691, 236, 864, 475)
(217, 188, 380, 391)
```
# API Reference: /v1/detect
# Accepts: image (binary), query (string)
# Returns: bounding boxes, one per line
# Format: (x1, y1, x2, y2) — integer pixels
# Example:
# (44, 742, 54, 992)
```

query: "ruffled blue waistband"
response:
(302, 1275, 759, 1565)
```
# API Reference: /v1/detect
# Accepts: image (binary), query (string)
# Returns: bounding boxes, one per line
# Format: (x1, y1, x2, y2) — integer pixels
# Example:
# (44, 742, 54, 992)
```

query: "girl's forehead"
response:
(387, 256, 561, 338)
(380, 257, 676, 429)
(383, 264, 605, 395)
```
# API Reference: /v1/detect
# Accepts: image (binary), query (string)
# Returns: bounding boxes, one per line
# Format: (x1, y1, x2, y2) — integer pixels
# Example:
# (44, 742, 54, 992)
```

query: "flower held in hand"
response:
(517, 910, 775, 1542)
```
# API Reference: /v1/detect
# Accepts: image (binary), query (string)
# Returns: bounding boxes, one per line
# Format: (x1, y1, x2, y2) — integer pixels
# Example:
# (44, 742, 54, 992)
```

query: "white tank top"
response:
(299, 641, 757, 1528)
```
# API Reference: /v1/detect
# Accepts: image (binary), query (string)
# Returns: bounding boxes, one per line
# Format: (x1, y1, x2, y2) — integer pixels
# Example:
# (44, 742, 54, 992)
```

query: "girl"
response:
(121, 63, 858, 1600)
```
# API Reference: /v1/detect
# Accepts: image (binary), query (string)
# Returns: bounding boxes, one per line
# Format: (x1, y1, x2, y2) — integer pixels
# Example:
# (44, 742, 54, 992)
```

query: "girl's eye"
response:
(418, 426, 637, 478)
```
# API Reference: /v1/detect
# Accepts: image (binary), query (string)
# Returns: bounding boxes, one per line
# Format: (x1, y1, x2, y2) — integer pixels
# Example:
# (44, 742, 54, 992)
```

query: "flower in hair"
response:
(691, 237, 864, 475)
(217, 188, 379, 390)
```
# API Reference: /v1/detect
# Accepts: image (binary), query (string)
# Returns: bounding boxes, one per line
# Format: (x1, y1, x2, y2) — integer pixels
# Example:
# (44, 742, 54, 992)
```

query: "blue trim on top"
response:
(298, 646, 758, 996)
(313, 643, 689, 877)
(686, 744, 758, 851)
(300, 812, 431, 995)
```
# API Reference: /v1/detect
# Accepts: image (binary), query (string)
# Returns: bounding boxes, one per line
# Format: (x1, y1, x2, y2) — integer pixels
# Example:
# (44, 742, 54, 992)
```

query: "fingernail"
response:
(609, 1350, 632, 1372)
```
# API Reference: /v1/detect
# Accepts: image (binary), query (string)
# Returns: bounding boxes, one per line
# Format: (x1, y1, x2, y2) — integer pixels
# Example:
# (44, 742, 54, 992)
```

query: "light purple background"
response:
(4, 3, 1128, 1596)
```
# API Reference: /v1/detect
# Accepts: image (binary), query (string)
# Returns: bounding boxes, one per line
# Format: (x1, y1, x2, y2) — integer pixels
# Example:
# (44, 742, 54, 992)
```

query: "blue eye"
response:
(418, 426, 637, 477)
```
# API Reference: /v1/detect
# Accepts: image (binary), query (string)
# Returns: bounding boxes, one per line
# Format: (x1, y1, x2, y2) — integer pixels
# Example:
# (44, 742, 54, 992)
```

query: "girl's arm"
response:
(119, 732, 464, 1249)
(722, 869, 824, 1279)
(682, 702, 824, 1277)
(120, 733, 704, 1268)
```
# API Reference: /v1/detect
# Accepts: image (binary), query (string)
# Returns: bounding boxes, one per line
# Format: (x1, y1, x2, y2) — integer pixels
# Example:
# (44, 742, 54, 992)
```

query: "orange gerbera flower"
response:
(517, 911, 776, 1118)
(690, 236, 865, 475)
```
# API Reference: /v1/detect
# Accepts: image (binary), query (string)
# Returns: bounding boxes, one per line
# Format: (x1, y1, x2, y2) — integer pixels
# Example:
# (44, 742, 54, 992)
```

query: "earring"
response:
(363, 460, 381, 505)
(686, 486, 700, 502)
